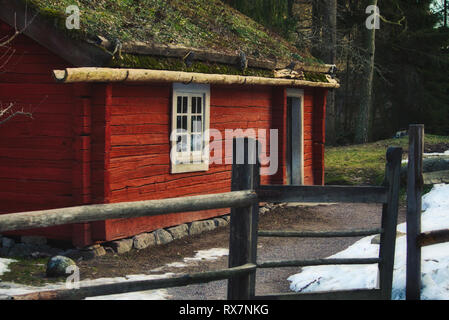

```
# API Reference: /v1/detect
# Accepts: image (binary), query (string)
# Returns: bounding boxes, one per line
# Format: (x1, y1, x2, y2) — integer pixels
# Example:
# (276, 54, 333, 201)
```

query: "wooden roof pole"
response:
(53, 68, 340, 89)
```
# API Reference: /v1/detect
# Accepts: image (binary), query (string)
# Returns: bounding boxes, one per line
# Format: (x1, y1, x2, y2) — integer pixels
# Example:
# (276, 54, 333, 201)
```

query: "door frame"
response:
(286, 88, 304, 185)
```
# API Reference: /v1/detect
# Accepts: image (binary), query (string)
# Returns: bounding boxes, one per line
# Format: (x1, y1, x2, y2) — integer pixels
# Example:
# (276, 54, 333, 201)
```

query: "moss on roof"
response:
(25, 0, 321, 67)
(107, 54, 330, 84)
(108, 54, 275, 78)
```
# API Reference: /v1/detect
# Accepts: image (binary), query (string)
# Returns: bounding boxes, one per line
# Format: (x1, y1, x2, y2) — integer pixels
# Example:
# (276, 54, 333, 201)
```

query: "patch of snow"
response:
(0, 248, 229, 300)
(402, 148, 449, 164)
(86, 289, 171, 300)
(166, 262, 188, 268)
(0, 272, 176, 300)
(423, 150, 449, 157)
(288, 183, 449, 300)
(84, 273, 175, 300)
(0, 258, 15, 276)
(288, 236, 380, 294)
(421, 183, 449, 212)
(183, 248, 229, 263)
(149, 248, 229, 272)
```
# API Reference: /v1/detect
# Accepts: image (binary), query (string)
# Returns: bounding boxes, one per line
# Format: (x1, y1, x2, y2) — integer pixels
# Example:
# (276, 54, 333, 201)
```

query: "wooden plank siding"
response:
(100, 84, 325, 241)
(0, 21, 75, 240)
(0, 20, 327, 245)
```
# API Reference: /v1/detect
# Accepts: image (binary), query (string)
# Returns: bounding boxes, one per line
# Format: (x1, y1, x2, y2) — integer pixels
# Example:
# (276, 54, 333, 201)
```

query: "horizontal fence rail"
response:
(0, 190, 257, 233)
(257, 185, 388, 204)
(255, 289, 382, 300)
(258, 228, 382, 238)
(8, 264, 257, 300)
(0, 137, 402, 301)
(417, 229, 449, 247)
(257, 258, 380, 269)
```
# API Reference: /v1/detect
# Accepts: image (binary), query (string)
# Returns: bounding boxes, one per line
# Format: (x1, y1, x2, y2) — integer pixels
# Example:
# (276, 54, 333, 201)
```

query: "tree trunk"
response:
(355, 0, 377, 144)
(445, 0, 447, 27)
(323, 0, 337, 145)
(311, 0, 323, 58)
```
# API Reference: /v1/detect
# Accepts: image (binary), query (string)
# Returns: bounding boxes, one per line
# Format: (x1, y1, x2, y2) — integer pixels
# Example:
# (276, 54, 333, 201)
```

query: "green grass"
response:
(0, 257, 65, 286)
(325, 134, 449, 186)
(25, 0, 318, 67)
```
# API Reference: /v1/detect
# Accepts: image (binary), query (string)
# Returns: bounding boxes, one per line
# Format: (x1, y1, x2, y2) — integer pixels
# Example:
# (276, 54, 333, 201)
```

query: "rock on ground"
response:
(2, 237, 15, 248)
(154, 229, 173, 245)
(46, 255, 77, 277)
(133, 233, 155, 250)
(109, 239, 133, 254)
(189, 220, 216, 236)
(20, 236, 47, 246)
(82, 245, 107, 259)
(213, 218, 228, 228)
(166, 224, 189, 240)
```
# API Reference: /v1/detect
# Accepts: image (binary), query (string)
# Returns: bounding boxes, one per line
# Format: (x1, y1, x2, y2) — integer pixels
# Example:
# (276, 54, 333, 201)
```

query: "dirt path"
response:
(76, 202, 406, 300)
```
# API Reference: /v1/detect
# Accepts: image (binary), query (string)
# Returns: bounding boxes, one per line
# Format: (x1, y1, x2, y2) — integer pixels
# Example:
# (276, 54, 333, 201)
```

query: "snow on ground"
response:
(151, 248, 229, 272)
(0, 258, 15, 277)
(402, 149, 449, 164)
(288, 183, 449, 300)
(0, 258, 15, 276)
(183, 248, 229, 263)
(423, 150, 449, 157)
(0, 273, 175, 300)
(0, 248, 229, 300)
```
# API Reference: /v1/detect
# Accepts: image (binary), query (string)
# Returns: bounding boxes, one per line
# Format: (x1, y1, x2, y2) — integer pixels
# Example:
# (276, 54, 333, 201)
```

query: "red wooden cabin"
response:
(0, 0, 338, 247)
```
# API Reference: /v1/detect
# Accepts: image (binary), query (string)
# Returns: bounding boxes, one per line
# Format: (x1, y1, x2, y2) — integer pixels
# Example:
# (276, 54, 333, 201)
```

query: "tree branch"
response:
(0, 102, 33, 126)
(0, 2, 39, 126)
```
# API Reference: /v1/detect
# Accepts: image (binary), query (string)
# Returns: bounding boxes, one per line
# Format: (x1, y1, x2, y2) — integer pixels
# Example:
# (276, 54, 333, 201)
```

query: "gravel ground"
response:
(78, 202, 406, 300)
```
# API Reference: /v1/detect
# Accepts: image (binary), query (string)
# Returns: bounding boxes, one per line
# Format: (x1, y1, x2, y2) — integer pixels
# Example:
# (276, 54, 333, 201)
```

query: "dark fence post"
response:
(378, 146, 402, 300)
(227, 137, 260, 300)
(406, 124, 424, 300)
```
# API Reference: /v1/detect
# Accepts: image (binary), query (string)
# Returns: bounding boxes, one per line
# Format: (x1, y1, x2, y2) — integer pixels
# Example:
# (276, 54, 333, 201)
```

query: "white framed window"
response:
(171, 83, 210, 174)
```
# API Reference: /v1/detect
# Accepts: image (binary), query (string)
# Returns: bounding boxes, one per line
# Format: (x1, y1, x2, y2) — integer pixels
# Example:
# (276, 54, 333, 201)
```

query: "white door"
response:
(286, 90, 304, 185)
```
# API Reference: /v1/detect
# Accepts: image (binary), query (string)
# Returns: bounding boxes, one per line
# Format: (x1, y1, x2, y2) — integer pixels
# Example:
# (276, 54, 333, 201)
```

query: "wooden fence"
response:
(0, 138, 402, 300)
(406, 125, 449, 300)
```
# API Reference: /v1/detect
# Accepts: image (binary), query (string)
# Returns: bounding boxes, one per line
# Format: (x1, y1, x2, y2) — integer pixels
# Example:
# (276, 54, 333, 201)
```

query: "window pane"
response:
(196, 97, 202, 114)
(177, 116, 187, 131)
(191, 134, 202, 152)
(177, 135, 188, 152)
(182, 97, 188, 113)
(192, 97, 197, 113)
(177, 96, 182, 113)
(192, 116, 202, 133)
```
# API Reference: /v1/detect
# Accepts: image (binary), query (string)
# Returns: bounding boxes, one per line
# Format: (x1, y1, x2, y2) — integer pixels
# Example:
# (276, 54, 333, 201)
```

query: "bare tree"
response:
(323, 0, 337, 145)
(0, 9, 37, 126)
(354, 0, 377, 144)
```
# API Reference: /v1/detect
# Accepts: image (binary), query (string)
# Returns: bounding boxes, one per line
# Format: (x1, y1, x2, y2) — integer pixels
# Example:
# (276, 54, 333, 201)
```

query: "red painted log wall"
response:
(0, 21, 75, 240)
(0, 19, 327, 245)
(99, 84, 326, 241)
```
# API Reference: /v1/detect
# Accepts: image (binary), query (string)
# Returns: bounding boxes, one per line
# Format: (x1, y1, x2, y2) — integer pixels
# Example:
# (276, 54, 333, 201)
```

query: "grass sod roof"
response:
(20, 0, 332, 82)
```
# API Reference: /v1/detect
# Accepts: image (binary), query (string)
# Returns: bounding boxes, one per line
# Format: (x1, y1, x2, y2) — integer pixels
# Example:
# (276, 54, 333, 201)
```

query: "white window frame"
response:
(171, 83, 210, 174)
